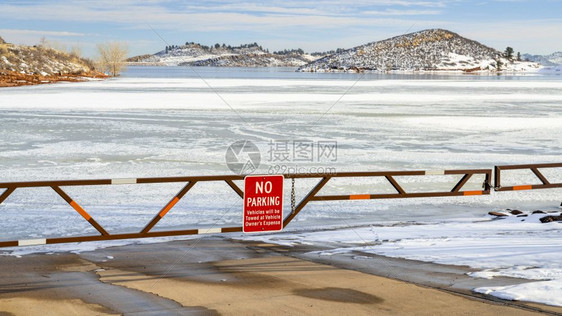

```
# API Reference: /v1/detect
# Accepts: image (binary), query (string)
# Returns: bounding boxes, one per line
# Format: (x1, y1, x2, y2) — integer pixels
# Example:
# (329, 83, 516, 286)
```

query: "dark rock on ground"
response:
(489, 211, 508, 217)
(540, 215, 562, 223)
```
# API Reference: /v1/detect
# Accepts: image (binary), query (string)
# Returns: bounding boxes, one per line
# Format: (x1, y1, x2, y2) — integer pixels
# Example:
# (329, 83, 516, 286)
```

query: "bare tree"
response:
(96, 42, 128, 77)
(69, 45, 82, 58)
(39, 36, 47, 47)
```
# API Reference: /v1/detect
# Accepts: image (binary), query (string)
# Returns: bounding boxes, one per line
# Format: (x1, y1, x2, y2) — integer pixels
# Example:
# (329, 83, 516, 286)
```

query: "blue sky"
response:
(0, 0, 561, 58)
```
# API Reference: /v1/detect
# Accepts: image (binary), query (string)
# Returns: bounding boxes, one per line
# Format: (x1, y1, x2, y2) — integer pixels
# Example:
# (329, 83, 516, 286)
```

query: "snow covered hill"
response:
(128, 42, 317, 67)
(298, 29, 540, 73)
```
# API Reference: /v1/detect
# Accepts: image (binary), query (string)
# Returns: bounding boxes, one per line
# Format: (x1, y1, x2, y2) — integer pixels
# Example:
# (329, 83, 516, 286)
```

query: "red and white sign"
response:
(243, 175, 284, 233)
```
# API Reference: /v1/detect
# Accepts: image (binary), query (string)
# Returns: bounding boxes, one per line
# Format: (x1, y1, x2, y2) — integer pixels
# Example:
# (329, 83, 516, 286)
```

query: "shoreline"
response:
(0, 70, 108, 88)
(2, 65, 552, 88)
(1, 237, 560, 315)
(124, 62, 550, 75)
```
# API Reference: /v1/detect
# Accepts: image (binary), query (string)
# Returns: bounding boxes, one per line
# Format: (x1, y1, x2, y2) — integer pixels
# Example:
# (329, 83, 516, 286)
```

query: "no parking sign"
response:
(243, 175, 284, 233)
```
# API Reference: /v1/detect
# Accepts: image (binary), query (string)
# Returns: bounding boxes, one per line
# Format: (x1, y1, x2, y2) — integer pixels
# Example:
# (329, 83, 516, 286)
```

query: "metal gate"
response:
(0, 163, 559, 248)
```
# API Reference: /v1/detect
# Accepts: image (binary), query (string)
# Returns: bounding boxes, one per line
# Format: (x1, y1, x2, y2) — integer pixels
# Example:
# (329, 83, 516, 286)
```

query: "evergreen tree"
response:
(496, 59, 503, 70)
(504, 47, 514, 59)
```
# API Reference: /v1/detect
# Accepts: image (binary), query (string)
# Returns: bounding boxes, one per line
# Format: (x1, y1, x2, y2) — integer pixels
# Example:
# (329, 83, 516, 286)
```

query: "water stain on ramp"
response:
(294, 287, 384, 304)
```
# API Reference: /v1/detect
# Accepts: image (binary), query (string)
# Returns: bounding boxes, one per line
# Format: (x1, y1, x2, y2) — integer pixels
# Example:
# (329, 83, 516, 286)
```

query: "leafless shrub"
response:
(96, 42, 128, 76)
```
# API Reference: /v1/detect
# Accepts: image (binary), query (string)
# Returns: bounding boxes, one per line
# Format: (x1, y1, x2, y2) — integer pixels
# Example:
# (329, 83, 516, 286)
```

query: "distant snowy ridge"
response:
(128, 42, 318, 67)
(298, 29, 540, 73)
(185, 53, 315, 67)
(522, 52, 562, 66)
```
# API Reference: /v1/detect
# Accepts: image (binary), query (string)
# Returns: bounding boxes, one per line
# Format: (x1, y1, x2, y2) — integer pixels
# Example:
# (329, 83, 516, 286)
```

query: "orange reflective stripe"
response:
(513, 185, 533, 191)
(70, 200, 91, 220)
(463, 190, 483, 196)
(349, 194, 370, 200)
(159, 197, 179, 217)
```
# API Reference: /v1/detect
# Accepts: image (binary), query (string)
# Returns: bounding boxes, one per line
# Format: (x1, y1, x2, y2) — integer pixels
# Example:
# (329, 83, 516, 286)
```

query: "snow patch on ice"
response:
(474, 280, 562, 307)
(239, 213, 562, 306)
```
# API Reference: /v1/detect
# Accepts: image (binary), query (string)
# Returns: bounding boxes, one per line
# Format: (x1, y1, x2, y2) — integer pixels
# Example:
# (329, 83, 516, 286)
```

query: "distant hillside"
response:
(185, 53, 313, 67)
(1, 42, 94, 76)
(522, 52, 562, 66)
(128, 42, 317, 67)
(0, 37, 105, 87)
(126, 54, 153, 63)
(299, 29, 540, 72)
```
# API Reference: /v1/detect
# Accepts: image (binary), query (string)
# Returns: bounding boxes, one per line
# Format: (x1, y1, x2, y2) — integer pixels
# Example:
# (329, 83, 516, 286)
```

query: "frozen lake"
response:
(0, 67, 561, 234)
(1, 66, 561, 305)
(1, 67, 561, 236)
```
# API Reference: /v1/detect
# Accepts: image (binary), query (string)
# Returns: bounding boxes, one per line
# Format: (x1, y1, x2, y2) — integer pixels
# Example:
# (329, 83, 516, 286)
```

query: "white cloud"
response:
(0, 4, 439, 37)
(0, 29, 85, 37)
(249, 0, 449, 8)
(362, 9, 441, 15)
(0, 1, 446, 31)
(452, 19, 562, 54)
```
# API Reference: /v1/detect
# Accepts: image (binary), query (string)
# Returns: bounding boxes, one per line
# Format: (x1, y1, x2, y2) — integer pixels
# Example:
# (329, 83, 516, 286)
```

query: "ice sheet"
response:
(241, 213, 562, 306)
